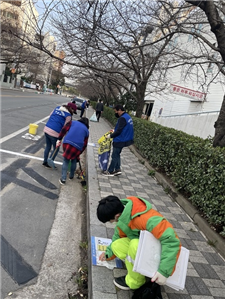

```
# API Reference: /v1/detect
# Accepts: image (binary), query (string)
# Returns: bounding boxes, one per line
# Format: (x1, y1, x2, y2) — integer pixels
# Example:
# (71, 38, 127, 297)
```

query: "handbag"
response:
(90, 112, 98, 122)
(132, 281, 162, 299)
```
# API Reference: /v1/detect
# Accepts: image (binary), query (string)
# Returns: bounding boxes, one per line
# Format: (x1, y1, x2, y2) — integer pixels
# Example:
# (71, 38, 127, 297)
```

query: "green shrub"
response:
(98, 106, 225, 237)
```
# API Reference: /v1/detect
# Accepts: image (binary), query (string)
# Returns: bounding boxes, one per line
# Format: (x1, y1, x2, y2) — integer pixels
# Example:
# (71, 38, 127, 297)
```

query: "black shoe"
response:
(69, 176, 74, 180)
(113, 276, 130, 291)
(114, 169, 122, 176)
(59, 179, 66, 185)
(102, 171, 115, 177)
(43, 162, 51, 168)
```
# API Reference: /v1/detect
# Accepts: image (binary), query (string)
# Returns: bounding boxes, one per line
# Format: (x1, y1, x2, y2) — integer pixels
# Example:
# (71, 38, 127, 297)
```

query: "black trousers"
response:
(96, 111, 101, 121)
(80, 107, 85, 117)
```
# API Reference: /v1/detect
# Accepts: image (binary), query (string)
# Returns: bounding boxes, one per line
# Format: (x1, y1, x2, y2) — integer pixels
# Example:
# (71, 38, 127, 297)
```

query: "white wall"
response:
(152, 111, 219, 139)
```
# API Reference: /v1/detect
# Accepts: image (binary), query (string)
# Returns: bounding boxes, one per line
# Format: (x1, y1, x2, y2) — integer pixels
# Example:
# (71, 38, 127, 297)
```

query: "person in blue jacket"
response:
(56, 118, 89, 185)
(103, 104, 134, 176)
(80, 100, 88, 118)
(43, 102, 77, 168)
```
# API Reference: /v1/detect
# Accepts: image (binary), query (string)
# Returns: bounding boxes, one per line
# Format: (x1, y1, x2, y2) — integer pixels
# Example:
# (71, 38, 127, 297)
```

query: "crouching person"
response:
(57, 117, 89, 185)
(97, 195, 181, 290)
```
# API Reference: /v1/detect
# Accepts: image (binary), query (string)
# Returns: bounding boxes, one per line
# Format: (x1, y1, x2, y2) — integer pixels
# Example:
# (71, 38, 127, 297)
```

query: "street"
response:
(1, 89, 85, 298)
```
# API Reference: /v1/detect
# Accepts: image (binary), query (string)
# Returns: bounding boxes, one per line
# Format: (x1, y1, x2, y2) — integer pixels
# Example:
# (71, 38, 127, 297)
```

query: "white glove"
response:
(56, 140, 61, 147)
(151, 272, 167, 285)
(106, 134, 111, 139)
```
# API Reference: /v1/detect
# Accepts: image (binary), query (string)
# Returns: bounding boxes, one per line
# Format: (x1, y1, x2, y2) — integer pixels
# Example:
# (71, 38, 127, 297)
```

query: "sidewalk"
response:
(86, 107, 225, 299)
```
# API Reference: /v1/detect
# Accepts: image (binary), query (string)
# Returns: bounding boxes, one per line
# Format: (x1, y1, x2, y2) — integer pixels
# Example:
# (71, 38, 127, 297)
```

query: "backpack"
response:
(132, 281, 162, 299)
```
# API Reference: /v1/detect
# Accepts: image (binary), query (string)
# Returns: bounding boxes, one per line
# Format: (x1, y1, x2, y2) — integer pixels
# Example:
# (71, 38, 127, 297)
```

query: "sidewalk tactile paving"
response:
(86, 108, 225, 299)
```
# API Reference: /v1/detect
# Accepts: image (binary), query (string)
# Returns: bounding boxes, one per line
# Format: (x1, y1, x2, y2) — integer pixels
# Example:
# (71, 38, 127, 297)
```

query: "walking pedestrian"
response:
(43, 102, 77, 168)
(95, 99, 104, 122)
(80, 100, 88, 118)
(97, 195, 181, 290)
(57, 117, 89, 185)
(103, 104, 134, 176)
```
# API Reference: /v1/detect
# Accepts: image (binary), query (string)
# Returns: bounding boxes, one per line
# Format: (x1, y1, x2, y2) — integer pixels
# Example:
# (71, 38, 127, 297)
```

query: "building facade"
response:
(143, 5, 224, 139)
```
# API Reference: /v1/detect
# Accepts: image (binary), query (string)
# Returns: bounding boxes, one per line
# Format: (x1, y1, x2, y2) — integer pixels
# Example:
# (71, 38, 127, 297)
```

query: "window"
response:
(2, 10, 18, 20)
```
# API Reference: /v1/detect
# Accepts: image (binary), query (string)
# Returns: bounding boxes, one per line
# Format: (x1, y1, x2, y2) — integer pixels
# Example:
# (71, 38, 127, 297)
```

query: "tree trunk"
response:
(213, 95, 225, 147)
(185, 0, 225, 147)
(135, 82, 147, 117)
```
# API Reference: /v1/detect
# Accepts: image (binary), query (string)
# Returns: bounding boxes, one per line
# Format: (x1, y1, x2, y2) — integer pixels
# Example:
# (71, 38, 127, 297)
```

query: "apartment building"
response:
(0, 0, 65, 89)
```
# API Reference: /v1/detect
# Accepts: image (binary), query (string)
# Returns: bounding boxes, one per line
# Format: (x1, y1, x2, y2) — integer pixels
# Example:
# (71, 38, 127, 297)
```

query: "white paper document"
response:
(133, 230, 189, 291)
(91, 236, 123, 269)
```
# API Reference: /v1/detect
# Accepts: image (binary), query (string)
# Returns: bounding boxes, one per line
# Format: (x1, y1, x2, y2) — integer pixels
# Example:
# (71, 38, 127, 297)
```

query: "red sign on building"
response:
(170, 84, 206, 101)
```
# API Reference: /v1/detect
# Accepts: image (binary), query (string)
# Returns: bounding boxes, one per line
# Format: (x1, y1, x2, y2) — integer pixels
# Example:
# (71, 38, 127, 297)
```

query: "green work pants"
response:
(111, 237, 146, 289)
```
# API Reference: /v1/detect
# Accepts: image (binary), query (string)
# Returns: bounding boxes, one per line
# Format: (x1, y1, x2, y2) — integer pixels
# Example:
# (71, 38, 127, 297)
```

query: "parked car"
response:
(71, 97, 85, 110)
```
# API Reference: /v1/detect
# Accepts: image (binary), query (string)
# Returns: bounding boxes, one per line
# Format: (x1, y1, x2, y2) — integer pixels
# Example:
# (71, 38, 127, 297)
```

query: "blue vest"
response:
(46, 106, 71, 133)
(113, 113, 134, 143)
(63, 120, 89, 150)
(81, 100, 87, 109)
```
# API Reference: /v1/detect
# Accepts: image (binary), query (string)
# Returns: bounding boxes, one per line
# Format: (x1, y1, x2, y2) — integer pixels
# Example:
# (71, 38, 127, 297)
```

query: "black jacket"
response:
(96, 102, 104, 111)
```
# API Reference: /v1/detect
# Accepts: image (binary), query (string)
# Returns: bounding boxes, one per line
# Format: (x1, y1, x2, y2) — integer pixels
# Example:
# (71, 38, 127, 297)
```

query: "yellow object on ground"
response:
(29, 124, 39, 135)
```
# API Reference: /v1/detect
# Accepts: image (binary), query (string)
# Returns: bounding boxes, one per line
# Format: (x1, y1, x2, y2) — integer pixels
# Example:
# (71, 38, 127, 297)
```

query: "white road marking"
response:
(0, 149, 63, 165)
(0, 116, 49, 144)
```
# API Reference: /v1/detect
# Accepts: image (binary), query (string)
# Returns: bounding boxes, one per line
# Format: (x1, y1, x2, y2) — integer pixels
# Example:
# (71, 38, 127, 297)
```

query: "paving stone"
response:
(208, 287, 225, 298)
(112, 188, 126, 195)
(167, 219, 183, 229)
(110, 183, 123, 189)
(187, 230, 207, 241)
(151, 200, 166, 207)
(185, 276, 211, 295)
(203, 279, 225, 288)
(134, 192, 150, 198)
(122, 185, 135, 191)
(192, 263, 220, 279)
(130, 182, 143, 188)
(93, 291, 117, 299)
(191, 295, 213, 299)
(179, 221, 198, 232)
(189, 250, 209, 264)
(155, 205, 171, 213)
(173, 213, 192, 223)
(211, 265, 225, 281)
(192, 240, 217, 253)
(159, 212, 177, 221)
(173, 229, 190, 239)
(179, 238, 198, 250)
(100, 191, 113, 198)
(109, 179, 122, 185)
(167, 293, 192, 299)
(107, 228, 115, 239)
(127, 176, 138, 181)
(100, 187, 114, 193)
(99, 182, 111, 187)
(201, 252, 225, 265)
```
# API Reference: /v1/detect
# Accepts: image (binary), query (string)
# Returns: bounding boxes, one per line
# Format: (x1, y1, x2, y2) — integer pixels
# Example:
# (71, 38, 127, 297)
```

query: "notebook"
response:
(133, 230, 189, 291)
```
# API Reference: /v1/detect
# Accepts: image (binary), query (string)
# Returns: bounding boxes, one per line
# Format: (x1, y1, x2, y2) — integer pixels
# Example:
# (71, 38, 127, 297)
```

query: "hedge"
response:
(91, 103, 225, 237)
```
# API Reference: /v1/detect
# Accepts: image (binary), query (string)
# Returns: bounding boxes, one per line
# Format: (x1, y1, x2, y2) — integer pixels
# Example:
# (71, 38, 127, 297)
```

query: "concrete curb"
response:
(129, 145, 225, 259)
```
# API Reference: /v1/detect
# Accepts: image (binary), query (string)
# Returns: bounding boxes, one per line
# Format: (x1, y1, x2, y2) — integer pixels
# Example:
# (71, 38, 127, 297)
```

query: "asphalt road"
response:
(0, 89, 82, 298)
